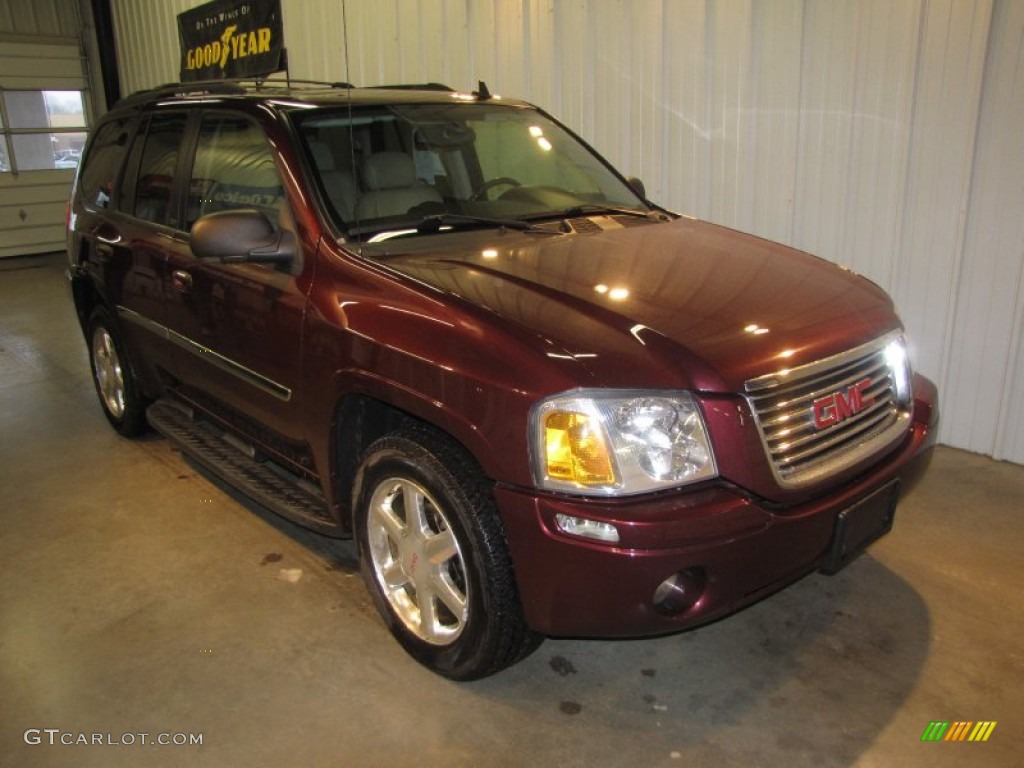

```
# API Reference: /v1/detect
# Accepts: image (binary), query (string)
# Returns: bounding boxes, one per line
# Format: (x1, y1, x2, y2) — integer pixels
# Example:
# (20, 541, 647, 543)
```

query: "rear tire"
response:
(87, 307, 148, 437)
(353, 426, 541, 680)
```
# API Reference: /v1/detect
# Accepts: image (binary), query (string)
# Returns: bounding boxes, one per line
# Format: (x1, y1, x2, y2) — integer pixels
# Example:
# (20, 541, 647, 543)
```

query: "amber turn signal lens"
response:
(543, 411, 616, 486)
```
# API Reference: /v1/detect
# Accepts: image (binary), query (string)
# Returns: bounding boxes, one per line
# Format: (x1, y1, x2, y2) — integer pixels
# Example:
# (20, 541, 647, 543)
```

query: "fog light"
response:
(652, 568, 706, 615)
(554, 513, 620, 543)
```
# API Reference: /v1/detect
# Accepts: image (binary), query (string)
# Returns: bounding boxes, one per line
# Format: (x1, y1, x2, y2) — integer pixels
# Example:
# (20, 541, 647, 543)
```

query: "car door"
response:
(162, 110, 308, 448)
(77, 111, 190, 390)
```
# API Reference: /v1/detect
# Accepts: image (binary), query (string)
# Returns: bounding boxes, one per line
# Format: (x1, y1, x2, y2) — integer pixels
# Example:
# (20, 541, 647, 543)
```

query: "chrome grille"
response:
(744, 332, 913, 488)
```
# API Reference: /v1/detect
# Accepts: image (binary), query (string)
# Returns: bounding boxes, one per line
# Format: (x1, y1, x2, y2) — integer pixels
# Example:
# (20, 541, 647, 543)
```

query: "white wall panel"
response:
(659, 0, 710, 213)
(892, 0, 991, 414)
(943, 0, 1024, 462)
(110, 0, 194, 91)
(549, 0, 594, 146)
(746, 0, 802, 245)
(839, 1, 920, 289)
(108, 0, 1024, 463)
(0, 0, 81, 37)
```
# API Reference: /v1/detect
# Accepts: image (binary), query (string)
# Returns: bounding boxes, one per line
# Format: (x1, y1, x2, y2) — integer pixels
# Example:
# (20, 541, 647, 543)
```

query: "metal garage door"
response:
(0, 24, 88, 258)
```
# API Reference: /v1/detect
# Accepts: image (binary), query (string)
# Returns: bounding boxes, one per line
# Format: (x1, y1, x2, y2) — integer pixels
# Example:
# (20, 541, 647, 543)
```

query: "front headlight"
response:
(884, 335, 914, 406)
(530, 390, 717, 496)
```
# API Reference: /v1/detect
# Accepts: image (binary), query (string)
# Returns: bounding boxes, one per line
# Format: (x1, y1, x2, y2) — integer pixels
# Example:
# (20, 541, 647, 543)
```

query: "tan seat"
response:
(354, 152, 442, 219)
(308, 140, 357, 221)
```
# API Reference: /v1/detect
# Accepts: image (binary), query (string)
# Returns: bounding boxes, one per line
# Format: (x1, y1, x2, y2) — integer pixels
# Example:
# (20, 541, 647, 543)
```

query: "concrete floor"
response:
(1, 252, 1022, 768)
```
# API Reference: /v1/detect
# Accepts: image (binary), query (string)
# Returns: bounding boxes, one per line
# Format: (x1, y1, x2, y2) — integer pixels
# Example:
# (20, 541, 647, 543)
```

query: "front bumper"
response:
(498, 375, 938, 637)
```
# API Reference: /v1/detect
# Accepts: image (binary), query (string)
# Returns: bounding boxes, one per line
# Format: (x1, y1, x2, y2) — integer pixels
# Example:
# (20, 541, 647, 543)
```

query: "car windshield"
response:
(295, 102, 648, 239)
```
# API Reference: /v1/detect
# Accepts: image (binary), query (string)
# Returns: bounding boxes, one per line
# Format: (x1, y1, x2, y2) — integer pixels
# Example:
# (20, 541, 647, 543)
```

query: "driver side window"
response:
(187, 114, 285, 232)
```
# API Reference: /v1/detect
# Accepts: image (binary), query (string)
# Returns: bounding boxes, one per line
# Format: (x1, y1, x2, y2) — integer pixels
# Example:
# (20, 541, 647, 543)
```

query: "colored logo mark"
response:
(921, 721, 997, 742)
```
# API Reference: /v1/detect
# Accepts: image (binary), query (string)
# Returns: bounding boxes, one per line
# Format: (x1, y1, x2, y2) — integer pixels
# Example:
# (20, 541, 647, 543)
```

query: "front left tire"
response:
(353, 426, 542, 680)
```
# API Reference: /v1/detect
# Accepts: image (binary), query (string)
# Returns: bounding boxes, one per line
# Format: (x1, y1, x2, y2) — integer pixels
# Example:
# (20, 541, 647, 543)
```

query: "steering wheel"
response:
(472, 177, 522, 201)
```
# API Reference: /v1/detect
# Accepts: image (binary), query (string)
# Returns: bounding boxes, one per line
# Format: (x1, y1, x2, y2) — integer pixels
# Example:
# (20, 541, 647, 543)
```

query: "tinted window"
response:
(131, 113, 187, 226)
(470, 117, 601, 195)
(187, 114, 284, 230)
(78, 118, 132, 210)
(296, 104, 643, 237)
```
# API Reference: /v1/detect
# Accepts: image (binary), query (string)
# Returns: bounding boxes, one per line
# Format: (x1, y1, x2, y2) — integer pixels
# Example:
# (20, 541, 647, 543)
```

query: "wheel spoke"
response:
(379, 559, 409, 589)
(430, 570, 467, 621)
(417, 589, 443, 642)
(423, 528, 457, 564)
(371, 490, 406, 542)
(400, 480, 430, 536)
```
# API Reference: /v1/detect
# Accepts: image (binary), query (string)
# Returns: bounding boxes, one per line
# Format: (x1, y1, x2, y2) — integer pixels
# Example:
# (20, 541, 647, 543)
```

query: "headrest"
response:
(362, 152, 416, 190)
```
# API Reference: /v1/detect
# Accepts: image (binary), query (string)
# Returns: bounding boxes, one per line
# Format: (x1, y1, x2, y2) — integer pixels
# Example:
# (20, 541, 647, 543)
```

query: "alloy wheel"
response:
(366, 477, 469, 645)
(91, 325, 126, 419)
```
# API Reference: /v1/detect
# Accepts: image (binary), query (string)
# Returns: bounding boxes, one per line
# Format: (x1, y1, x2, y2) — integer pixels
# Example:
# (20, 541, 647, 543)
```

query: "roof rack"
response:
(367, 83, 454, 92)
(253, 78, 355, 90)
(113, 78, 356, 109)
(114, 81, 246, 109)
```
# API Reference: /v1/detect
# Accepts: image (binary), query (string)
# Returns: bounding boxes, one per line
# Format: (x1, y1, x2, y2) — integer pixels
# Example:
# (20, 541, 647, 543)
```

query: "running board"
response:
(147, 398, 339, 534)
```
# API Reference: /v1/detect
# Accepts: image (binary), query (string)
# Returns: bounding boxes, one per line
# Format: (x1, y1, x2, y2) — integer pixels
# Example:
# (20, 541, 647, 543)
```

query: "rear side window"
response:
(77, 118, 132, 210)
(130, 113, 188, 226)
(186, 114, 284, 230)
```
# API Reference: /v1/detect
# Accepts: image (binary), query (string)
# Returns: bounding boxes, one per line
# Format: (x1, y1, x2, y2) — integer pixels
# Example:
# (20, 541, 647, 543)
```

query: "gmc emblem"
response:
(812, 377, 873, 429)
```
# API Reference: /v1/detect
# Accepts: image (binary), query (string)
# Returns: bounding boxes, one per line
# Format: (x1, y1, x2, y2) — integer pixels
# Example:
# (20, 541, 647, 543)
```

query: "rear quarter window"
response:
(77, 117, 133, 210)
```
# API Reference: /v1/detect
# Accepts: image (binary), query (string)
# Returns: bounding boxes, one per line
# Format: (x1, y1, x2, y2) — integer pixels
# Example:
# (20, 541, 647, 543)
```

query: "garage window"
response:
(0, 89, 87, 172)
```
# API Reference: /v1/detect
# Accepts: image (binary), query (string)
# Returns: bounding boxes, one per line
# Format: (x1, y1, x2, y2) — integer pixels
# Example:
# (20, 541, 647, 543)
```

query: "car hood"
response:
(370, 216, 899, 392)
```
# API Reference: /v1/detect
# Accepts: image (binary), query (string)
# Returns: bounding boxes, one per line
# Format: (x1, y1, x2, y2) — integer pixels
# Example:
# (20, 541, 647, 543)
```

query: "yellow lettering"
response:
(185, 23, 273, 71)
(219, 25, 237, 68)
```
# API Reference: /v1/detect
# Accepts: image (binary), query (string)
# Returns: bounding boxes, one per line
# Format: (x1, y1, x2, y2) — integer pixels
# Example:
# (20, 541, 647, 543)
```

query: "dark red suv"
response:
(67, 80, 938, 679)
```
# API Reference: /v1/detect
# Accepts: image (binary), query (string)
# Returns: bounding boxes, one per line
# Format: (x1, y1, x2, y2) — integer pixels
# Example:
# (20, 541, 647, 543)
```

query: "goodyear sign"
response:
(178, 0, 284, 82)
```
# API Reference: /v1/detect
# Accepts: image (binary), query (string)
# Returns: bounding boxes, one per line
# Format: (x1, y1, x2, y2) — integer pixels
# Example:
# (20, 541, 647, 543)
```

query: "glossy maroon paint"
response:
(300, 218, 918, 506)
(68, 87, 939, 640)
(500, 377, 937, 636)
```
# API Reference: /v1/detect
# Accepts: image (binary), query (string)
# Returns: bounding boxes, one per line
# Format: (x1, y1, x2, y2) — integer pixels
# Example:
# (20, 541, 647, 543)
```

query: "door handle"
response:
(172, 270, 193, 292)
(94, 227, 121, 262)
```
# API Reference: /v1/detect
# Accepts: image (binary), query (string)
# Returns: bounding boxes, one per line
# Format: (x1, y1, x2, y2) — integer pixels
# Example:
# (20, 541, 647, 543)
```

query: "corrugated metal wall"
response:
(109, 0, 1024, 464)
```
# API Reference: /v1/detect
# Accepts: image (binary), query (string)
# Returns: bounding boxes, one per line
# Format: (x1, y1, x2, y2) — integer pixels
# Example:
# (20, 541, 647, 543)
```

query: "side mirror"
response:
(190, 209, 295, 265)
(627, 176, 647, 200)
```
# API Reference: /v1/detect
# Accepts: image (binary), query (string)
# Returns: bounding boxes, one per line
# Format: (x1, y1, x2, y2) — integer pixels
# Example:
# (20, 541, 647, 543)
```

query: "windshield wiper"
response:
(527, 204, 668, 223)
(417, 213, 557, 234)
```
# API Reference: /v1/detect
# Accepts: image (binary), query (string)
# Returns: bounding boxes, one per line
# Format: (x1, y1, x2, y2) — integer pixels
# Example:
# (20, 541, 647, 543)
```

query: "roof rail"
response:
(367, 83, 454, 92)
(113, 80, 246, 109)
(252, 78, 355, 90)
(112, 78, 357, 109)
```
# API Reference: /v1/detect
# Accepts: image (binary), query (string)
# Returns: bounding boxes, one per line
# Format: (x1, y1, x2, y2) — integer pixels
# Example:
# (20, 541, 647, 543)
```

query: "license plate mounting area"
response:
(820, 480, 900, 575)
